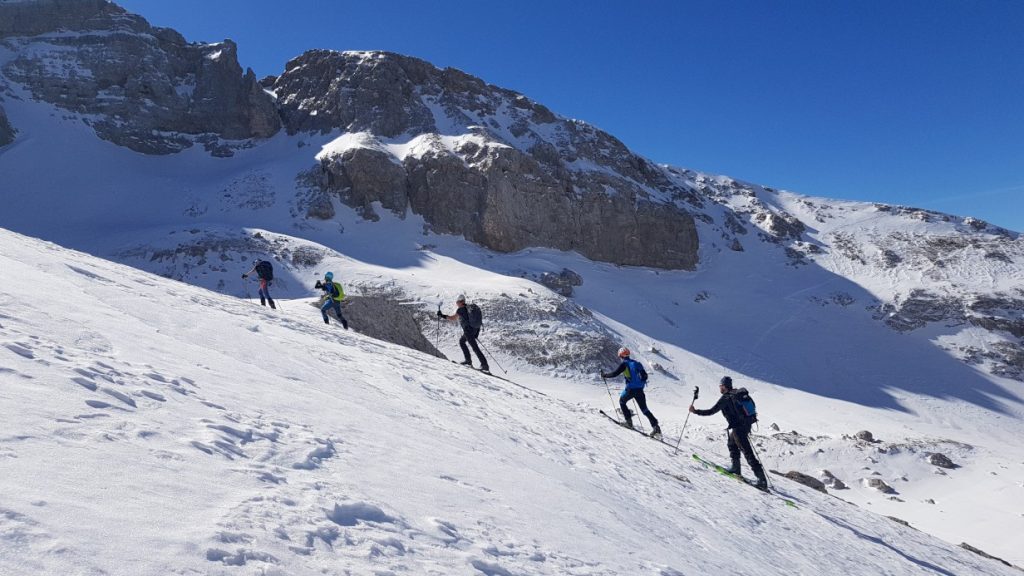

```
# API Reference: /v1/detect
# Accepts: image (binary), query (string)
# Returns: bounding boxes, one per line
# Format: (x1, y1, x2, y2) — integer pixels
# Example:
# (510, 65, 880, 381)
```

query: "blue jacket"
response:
(605, 358, 648, 392)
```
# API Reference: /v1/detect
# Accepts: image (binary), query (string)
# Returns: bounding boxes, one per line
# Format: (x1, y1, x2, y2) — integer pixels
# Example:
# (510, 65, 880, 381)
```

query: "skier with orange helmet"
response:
(601, 347, 661, 437)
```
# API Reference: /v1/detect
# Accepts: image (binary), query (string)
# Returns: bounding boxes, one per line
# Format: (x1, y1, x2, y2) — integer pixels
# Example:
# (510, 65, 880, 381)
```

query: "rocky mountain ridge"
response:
(0, 0, 1021, 381)
(0, 0, 279, 155)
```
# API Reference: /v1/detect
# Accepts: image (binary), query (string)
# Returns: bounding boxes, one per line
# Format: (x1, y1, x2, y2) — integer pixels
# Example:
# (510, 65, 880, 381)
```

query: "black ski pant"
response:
(727, 424, 765, 480)
(258, 279, 275, 309)
(620, 388, 658, 429)
(459, 327, 487, 367)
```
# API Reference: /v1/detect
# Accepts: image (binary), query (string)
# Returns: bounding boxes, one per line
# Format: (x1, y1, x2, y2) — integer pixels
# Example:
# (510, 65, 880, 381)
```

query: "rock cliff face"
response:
(273, 50, 700, 270)
(0, 104, 13, 146)
(0, 0, 280, 155)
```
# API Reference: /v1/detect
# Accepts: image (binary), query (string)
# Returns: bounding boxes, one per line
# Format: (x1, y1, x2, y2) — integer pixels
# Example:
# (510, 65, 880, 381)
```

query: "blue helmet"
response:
(324, 272, 334, 281)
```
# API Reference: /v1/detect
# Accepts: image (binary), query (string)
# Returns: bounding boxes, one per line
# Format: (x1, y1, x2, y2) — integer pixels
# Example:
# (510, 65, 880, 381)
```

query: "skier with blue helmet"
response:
(314, 271, 348, 329)
(601, 347, 661, 437)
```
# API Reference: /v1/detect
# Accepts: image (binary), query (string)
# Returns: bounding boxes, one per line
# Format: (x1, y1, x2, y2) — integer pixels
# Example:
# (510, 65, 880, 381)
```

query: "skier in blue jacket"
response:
(601, 347, 661, 437)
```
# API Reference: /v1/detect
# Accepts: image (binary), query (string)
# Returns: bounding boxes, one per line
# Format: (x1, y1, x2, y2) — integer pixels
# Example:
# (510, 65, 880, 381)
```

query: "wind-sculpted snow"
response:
(1, 229, 1020, 575)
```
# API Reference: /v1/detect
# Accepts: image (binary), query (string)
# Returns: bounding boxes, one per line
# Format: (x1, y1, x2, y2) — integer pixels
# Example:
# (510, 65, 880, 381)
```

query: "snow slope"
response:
(1, 228, 1019, 575)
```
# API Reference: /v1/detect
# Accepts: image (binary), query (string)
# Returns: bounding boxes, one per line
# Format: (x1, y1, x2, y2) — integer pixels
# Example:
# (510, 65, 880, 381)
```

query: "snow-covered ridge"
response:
(1, 227, 1019, 575)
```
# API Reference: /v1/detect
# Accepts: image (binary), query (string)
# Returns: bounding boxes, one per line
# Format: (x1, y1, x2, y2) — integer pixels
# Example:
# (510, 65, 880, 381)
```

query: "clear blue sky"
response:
(118, 0, 1024, 232)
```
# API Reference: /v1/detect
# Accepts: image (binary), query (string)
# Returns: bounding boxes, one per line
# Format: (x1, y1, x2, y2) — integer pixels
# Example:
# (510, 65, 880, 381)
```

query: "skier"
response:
(689, 376, 767, 490)
(601, 347, 661, 437)
(314, 271, 348, 329)
(242, 259, 275, 309)
(437, 294, 489, 372)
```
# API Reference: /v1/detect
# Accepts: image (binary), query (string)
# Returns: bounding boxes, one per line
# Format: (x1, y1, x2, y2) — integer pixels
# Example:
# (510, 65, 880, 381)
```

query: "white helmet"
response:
(617, 347, 630, 358)
(456, 294, 466, 303)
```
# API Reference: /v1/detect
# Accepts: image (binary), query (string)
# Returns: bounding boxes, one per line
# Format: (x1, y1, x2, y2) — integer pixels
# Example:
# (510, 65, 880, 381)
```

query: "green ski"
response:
(692, 453, 798, 508)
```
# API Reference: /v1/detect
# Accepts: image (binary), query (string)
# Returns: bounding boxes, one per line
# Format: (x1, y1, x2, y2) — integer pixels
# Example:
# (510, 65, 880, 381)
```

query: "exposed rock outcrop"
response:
(327, 297, 443, 358)
(780, 471, 827, 493)
(0, 0, 280, 154)
(0, 104, 13, 146)
(539, 268, 583, 297)
(274, 50, 700, 270)
(854, 430, 876, 443)
(959, 543, 1021, 569)
(864, 478, 896, 494)
(819, 470, 848, 490)
(927, 452, 957, 469)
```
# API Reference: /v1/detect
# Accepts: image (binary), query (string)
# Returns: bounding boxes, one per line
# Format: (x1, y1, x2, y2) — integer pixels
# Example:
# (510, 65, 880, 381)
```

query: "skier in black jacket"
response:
(242, 259, 275, 309)
(689, 376, 767, 489)
(438, 294, 488, 372)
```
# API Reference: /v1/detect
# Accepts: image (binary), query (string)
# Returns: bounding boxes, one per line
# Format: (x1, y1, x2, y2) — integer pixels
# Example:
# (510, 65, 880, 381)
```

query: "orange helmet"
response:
(617, 347, 630, 358)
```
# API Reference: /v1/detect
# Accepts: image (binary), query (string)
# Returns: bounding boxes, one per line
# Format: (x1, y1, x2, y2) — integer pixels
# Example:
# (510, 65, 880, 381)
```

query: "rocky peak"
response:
(277, 50, 700, 269)
(0, 0, 280, 155)
(0, 0, 140, 39)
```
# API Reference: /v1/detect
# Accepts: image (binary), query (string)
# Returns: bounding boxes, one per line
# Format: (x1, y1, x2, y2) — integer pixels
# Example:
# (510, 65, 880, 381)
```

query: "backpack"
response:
(732, 388, 758, 423)
(623, 358, 648, 389)
(467, 303, 483, 329)
(254, 260, 274, 280)
(328, 281, 345, 302)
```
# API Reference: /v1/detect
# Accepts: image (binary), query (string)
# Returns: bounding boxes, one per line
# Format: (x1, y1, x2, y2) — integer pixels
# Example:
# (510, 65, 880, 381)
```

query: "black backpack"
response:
(467, 303, 483, 329)
(254, 260, 274, 280)
(731, 388, 758, 424)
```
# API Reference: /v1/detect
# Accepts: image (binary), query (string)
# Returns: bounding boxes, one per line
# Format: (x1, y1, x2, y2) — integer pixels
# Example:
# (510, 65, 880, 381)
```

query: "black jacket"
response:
(453, 306, 480, 336)
(694, 389, 750, 429)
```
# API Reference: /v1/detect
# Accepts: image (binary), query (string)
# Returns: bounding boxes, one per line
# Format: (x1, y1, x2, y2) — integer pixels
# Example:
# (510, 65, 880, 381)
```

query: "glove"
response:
(599, 372, 608, 379)
(314, 280, 322, 289)
(241, 274, 248, 279)
(436, 310, 445, 318)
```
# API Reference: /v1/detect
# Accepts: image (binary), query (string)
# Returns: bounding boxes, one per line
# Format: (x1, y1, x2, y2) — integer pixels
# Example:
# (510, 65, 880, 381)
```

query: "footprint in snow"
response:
(4, 342, 34, 359)
(71, 377, 98, 391)
(99, 387, 136, 408)
(292, 438, 336, 470)
(139, 390, 166, 402)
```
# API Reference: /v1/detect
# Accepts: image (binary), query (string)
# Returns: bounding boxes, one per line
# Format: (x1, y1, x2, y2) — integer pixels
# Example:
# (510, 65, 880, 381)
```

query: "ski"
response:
(691, 453, 797, 508)
(450, 361, 513, 383)
(599, 410, 673, 448)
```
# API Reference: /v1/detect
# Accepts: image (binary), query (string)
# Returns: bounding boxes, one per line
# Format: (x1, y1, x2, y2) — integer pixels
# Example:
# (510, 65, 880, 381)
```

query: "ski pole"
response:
(242, 278, 252, 303)
(435, 303, 442, 350)
(749, 435, 772, 490)
(601, 374, 619, 418)
(268, 283, 282, 311)
(674, 386, 699, 454)
(477, 338, 507, 374)
(633, 399, 645, 433)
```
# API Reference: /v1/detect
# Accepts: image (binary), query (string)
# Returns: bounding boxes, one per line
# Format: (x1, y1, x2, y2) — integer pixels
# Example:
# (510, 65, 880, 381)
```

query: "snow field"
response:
(0, 229, 1019, 575)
